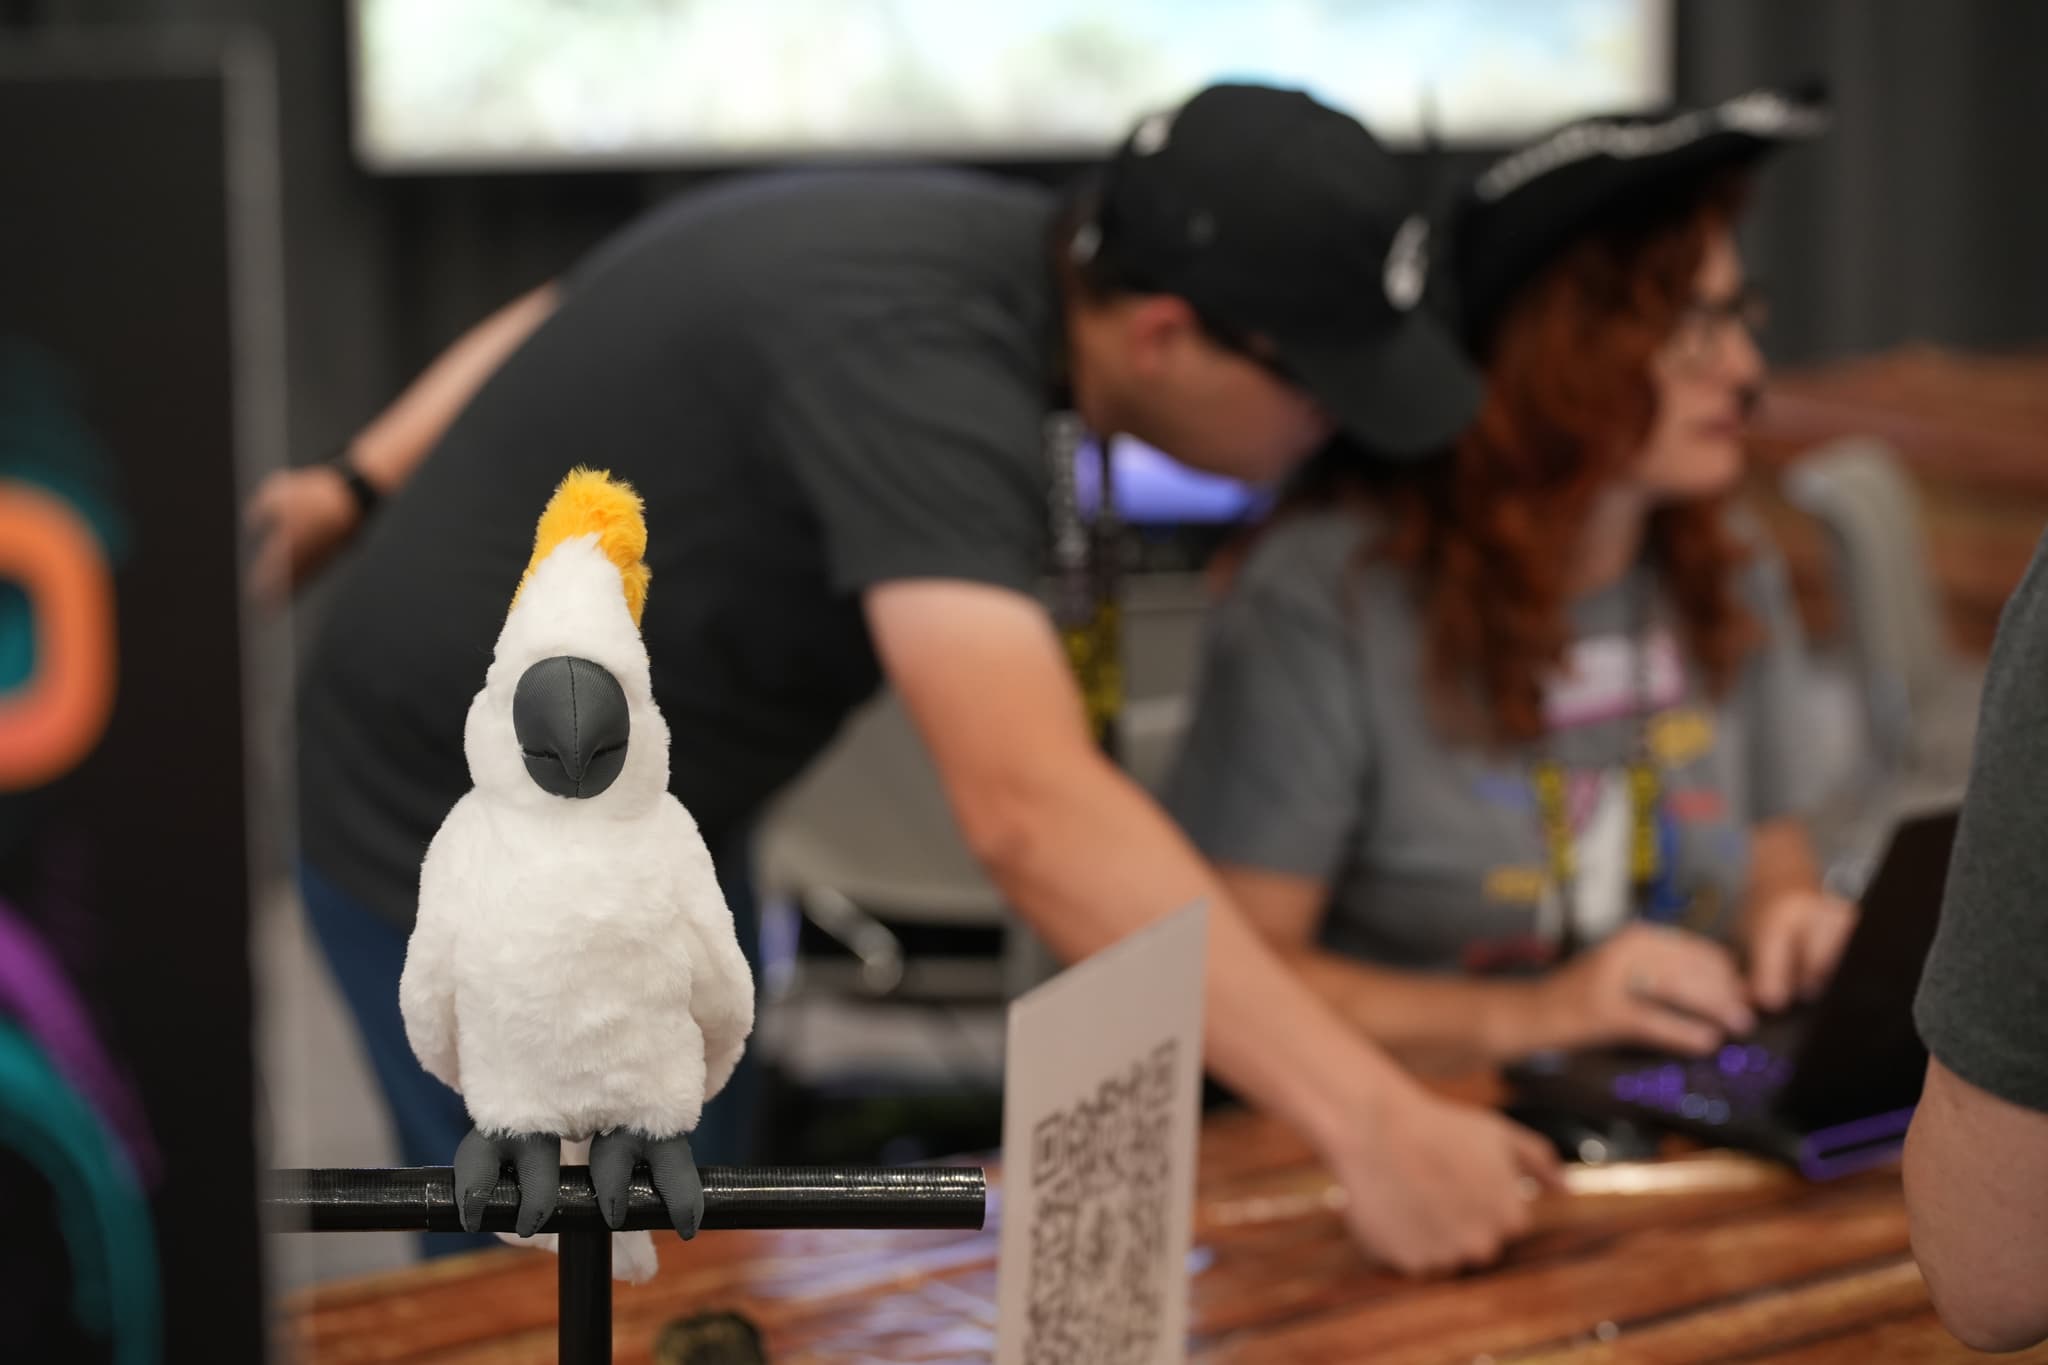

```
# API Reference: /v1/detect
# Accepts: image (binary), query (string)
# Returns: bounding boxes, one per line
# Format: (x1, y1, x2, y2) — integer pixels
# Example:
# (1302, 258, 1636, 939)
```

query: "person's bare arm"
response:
(866, 579, 1561, 1276)
(1219, 865, 1537, 1069)
(346, 281, 559, 490)
(1219, 865, 1753, 1069)
(245, 282, 559, 601)
(1905, 1057, 2048, 1352)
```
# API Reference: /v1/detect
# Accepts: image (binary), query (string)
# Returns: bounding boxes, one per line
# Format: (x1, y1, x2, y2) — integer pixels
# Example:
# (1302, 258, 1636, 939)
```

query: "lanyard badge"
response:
(1534, 752, 1664, 959)
(1045, 412, 1124, 761)
(1537, 588, 1669, 957)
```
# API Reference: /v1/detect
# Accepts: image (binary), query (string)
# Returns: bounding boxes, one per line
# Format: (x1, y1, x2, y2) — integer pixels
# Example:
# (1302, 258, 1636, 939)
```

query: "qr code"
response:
(1021, 1040, 1179, 1365)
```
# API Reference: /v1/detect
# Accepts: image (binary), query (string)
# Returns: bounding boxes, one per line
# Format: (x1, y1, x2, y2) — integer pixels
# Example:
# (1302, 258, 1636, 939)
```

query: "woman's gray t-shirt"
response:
(1165, 508, 1820, 974)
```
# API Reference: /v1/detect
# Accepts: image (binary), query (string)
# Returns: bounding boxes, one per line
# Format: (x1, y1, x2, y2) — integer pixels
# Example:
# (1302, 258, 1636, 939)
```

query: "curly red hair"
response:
(1300, 175, 1761, 746)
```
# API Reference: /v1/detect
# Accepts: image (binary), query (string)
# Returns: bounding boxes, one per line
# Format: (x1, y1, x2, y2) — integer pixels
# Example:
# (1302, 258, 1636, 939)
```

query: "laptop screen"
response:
(1780, 807, 1960, 1131)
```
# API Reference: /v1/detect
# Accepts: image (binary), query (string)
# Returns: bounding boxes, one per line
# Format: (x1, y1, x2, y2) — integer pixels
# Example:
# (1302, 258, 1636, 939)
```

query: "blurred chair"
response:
(754, 686, 1012, 1003)
(1781, 437, 1982, 892)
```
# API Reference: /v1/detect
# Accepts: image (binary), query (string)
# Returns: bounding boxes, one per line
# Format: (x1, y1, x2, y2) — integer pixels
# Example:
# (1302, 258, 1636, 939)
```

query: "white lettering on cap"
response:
(1069, 220, 1102, 265)
(1131, 111, 1173, 156)
(1718, 89, 1827, 138)
(1473, 88, 1828, 203)
(1383, 215, 1429, 312)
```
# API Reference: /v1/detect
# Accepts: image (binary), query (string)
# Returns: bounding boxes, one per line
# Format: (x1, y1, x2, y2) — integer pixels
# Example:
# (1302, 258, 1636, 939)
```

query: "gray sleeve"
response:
(1914, 531, 2048, 1113)
(1732, 532, 1823, 823)
(769, 325, 1047, 598)
(1163, 525, 1370, 881)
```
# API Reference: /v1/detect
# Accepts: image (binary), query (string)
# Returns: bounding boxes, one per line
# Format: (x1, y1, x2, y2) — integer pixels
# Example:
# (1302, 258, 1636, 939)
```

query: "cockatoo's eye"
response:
(512, 655, 631, 799)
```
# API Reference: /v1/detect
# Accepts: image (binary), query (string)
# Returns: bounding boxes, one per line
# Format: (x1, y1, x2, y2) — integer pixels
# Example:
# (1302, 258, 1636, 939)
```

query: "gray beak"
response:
(512, 656, 630, 799)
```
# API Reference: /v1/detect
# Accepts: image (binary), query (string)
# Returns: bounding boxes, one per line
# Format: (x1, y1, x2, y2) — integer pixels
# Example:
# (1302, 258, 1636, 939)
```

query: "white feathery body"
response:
(399, 531, 753, 1283)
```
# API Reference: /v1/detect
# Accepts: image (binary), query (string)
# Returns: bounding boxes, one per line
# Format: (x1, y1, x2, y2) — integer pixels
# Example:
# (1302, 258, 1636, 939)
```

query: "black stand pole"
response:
(560, 1225, 611, 1365)
(266, 1163, 985, 1363)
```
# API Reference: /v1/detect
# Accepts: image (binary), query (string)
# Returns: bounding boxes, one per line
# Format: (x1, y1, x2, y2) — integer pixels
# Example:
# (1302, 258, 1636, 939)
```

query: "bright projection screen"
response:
(349, 0, 1672, 172)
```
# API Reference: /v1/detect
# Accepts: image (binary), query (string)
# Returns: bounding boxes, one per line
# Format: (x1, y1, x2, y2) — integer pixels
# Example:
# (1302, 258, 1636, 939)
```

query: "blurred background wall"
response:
(11, 0, 2046, 470)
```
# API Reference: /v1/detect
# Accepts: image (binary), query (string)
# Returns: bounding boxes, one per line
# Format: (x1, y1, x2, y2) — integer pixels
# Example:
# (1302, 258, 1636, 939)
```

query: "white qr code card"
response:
(995, 902, 1208, 1365)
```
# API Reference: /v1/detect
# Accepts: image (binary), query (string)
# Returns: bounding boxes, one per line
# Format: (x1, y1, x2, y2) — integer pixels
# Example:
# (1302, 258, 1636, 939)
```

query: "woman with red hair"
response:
(1166, 87, 1850, 1069)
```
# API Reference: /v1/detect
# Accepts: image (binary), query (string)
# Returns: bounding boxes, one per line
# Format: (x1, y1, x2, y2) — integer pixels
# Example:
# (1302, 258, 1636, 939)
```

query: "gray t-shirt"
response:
(1166, 508, 1819, 974)
(1914, 530, 2048, 1112)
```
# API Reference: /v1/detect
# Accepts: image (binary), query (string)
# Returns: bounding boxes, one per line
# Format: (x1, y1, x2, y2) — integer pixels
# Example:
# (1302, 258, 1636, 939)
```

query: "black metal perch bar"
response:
(265, 1164, 987, 1364)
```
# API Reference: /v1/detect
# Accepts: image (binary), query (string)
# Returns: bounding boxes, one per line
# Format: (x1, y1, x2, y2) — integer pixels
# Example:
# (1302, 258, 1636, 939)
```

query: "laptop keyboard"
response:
(1611, 1043, 1795, 1127)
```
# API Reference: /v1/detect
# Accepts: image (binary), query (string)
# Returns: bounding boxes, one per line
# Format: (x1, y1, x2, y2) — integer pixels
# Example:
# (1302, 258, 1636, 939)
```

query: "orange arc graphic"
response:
(0, 481, 117, 791)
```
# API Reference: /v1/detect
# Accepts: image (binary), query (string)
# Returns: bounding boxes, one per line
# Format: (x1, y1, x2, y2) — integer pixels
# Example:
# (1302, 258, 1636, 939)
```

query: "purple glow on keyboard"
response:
(1745, 1045, 1771, 1073)
(1615, 1076, 1640, 1101)
(1719, 1045, 1746, 1075)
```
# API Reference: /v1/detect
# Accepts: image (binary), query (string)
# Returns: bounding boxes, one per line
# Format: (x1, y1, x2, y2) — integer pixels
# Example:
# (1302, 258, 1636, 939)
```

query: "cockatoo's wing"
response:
(400, 792, 487, 1095)
(666, 801, 755, 1103)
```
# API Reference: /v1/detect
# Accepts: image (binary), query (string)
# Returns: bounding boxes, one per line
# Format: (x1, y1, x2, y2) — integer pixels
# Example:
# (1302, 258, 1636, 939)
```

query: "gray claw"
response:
(453, 1128, 501, 1234)
(588, 1128, 642, 1231)
(450, 1128, 561, 1236)
(507, 1133, 562, 1236)
(645, 1132, 705, 1241)
(588, 1128, 705, 1240)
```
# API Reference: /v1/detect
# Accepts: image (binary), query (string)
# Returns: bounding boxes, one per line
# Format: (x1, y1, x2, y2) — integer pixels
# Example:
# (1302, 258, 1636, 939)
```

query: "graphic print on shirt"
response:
(1473, 625, 1719, 964)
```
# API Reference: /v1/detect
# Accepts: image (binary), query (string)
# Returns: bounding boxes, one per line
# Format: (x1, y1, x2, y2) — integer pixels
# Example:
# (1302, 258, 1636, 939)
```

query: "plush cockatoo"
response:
(398, 468, 754, 1284)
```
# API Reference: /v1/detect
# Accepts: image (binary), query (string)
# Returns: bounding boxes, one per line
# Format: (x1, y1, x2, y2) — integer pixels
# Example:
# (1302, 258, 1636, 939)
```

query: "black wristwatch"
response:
(328, 449, 383, 519)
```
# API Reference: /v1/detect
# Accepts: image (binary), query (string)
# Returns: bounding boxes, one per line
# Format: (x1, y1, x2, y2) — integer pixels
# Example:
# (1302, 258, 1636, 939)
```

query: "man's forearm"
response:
(1905, 1058, 2048, 1352)
(970, 750, 1419, 1148)
(350, 282, 559, 491)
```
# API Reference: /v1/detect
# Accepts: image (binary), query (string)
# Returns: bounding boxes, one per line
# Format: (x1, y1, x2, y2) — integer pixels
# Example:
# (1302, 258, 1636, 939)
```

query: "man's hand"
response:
(244, 464, 366, 604)
(1743, 889, 1856, 1014)
(1531, 922, 1755, 1055)
(1328, 1084, 1563, 1277)
(242, 280, 561, 607)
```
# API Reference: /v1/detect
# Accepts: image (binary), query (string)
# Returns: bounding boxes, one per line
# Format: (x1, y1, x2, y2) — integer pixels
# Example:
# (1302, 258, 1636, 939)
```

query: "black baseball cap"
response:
(1078, 83, 1482, 459)
(1445, 82, 1830, 347)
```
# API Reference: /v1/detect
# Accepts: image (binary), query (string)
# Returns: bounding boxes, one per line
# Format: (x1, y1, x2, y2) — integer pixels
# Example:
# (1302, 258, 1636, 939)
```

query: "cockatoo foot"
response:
(590, 1127, 705, 1240)
(452, 1127, 563, 1236)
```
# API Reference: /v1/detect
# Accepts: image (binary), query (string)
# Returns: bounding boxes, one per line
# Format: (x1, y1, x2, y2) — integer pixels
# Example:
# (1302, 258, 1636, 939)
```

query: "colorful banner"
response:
(1, 37, 275, 1360)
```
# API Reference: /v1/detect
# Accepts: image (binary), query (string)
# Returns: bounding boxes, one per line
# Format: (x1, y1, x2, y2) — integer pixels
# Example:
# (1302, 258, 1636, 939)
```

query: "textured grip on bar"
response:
(264, 1164, 987, 1234)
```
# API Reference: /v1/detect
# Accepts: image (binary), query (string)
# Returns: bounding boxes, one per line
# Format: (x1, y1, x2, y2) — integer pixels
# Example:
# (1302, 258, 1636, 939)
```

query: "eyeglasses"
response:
(1664, 282, 1769, 370)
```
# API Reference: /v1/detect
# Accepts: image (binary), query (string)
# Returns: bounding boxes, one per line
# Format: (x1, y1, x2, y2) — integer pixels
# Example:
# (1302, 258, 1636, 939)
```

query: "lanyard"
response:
(1536, 582, 1663, 958)
(1045, 411, 1124, 761)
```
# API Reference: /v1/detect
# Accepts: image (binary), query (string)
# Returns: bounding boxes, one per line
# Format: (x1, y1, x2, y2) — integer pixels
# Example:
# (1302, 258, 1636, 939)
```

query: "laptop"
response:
(1504, 804, 1960, 1179)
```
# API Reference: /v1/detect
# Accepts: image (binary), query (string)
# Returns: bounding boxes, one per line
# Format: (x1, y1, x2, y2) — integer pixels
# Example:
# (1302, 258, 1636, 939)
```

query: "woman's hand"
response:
(1529, 922, 1756, 1056)
(1743, 888, 1857, 1013)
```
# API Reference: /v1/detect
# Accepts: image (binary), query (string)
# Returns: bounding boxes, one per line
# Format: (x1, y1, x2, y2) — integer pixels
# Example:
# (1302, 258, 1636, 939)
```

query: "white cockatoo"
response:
(398, 468, 754, 1284)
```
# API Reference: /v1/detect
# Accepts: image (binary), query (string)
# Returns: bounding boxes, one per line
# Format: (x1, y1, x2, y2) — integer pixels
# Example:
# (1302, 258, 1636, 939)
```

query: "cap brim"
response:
(1456, 137, 1784, 346)
(1453, 82, 1829, 346)
(1279, 307, 1483, 460)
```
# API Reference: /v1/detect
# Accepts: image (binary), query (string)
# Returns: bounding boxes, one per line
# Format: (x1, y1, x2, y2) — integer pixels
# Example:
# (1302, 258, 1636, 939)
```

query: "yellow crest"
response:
(511, 467, 651, 628)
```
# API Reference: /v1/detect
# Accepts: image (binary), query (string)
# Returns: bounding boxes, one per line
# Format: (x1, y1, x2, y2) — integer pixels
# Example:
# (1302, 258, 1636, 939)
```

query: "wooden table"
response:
(282, 1107, 2036, 1364)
